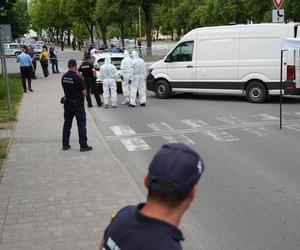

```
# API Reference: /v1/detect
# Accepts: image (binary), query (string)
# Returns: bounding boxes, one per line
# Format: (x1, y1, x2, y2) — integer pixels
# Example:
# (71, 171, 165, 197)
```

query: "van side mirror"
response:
(165, 54, 172, 63)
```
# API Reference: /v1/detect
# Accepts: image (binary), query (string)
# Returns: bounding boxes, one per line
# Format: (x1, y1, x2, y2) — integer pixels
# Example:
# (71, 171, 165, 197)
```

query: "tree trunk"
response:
(90, 23, 94, 43)
(67, 31, 71, 46)
(156, 28, 159, 40)
(142, 0, 152, 56)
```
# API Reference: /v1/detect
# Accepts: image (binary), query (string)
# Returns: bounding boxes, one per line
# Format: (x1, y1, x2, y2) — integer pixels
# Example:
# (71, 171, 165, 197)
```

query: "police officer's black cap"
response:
(68, 59, 77, 67)
(148, 143, 205, 195)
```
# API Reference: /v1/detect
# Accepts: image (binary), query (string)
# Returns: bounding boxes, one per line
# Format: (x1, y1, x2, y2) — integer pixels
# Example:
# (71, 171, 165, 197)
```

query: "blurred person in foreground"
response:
(99, 143, 205, 250)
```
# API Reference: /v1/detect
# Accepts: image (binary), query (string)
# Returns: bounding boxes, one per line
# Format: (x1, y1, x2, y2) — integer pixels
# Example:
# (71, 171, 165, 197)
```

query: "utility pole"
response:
(0, 27, 12, 120)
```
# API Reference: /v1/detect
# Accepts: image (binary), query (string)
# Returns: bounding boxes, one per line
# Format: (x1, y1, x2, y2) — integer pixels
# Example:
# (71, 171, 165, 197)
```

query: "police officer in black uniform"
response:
(99, 143, 205, 250)
(78, 53, 102, 108)
(61, 59, 92, 152)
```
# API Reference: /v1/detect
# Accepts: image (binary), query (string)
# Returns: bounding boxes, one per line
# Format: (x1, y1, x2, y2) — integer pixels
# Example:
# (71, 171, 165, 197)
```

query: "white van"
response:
(147, 23, 300, 103)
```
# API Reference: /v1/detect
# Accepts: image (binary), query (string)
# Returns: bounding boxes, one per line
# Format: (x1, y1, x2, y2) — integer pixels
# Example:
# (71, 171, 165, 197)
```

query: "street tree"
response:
(0, 0, 30, 39)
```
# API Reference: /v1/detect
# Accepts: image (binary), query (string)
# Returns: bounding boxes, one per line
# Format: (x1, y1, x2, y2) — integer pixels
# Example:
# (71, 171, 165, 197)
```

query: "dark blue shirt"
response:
(103, 203, 184, 250)
(61, 71, 85, 101)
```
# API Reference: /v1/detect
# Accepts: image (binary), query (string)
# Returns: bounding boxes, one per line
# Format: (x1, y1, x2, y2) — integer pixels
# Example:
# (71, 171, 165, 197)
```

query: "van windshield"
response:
(169, 41, 194, 62)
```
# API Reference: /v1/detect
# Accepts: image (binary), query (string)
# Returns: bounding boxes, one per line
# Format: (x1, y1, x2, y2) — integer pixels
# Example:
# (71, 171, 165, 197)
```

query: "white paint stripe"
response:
(147, 122, 175, 132)
(104, 119, 300, 141)
(181, 119, 210, 128)
(121, 138, 151, 151)
(216, 115, 247, 125)
(201, 130, 239, 142)
(110, 125, 136, 136)
(254, 114, 279, 121)
(162, 134, 195, 144)
(284, 123, 300, 132)
(243, 127, 275, 137)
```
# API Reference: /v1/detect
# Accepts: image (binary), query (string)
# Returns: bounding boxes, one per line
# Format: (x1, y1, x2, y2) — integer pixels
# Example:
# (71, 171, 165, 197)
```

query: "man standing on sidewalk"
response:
(16, 46, 34, 92)
(78, 53, 102, 108)
(61, 59, 92, 152)
(99, 143, 205, 250)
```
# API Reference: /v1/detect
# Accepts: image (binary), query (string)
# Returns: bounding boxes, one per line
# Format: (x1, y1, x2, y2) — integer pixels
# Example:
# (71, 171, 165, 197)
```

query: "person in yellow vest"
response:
(40, 45, 49, 77)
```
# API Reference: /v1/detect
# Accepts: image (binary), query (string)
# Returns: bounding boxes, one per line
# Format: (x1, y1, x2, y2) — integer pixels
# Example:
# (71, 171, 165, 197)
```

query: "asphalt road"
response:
(89, 91, 300, 250)
(4, 49, 300, 250)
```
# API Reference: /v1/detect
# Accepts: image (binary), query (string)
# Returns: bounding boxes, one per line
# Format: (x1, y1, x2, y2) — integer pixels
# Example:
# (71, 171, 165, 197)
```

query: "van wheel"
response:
(154, 80, 171, 99)
(246, 82, 268, 103)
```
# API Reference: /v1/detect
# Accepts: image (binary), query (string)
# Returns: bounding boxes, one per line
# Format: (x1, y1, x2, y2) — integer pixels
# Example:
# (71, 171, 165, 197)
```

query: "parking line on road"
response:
(181, 119, 210, 128)
(105, 119, 300, 141)
(243, 127, 275, 137)
(121, 138, 151, 151)
(253, 114, 279, 121)
(111, 125, 136, 136)
(216, 115, 248, 125)
(162, 134, 195, 144)
(201, 130, 240, 142)
(147, 122, 175, 132)
(284, 123, 300, 132)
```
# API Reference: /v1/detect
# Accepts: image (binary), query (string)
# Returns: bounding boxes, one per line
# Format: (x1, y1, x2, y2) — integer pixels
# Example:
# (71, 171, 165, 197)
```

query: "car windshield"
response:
(97, 57, 123, 70)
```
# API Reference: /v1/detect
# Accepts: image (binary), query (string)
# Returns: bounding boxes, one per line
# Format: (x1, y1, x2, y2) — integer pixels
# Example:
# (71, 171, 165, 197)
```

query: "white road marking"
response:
(104, 119, 300, 141)
(284, 123, 300, 132)
(243, 127, 275, 137)
(120, 138, 151, 151)
(181, 119, 210, 128)
(110, 125, 136, 136)
(254, 114, 279, 121)
(162, 134, 195, 144)
(216, 115, 248, 125)
(201, 130, 239, 142)
(147, 122, 175, 132)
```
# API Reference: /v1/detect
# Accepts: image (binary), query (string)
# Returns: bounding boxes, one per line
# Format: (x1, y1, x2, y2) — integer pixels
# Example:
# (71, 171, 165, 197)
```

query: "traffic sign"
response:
(273, 0, 284, 9)
(272, 9, 284, 23)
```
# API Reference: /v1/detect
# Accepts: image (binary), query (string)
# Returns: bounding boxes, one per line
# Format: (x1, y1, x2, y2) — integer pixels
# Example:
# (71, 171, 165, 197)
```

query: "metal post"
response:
(0, 28, 12, 120)
(280, 50, 283, 129)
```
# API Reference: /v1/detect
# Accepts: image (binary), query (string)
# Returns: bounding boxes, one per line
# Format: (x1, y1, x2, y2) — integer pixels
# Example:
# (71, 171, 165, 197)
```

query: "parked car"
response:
(4, 43, 20, 57)
(91, 52, 124, 93)
(147, 23, 300, 103)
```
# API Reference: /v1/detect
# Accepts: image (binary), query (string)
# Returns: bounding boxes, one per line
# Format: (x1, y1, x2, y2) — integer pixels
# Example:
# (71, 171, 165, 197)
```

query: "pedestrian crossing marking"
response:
(243, 127, 275, 137)
(201, 130, 239, 142)
(110, 125, 136, 136)
(120, 138, 151, 151)
(216, 115, 248, 125)
(162, 134, 195, 144)
(147, 122, 175, 132)
(181, 119, 209, 128)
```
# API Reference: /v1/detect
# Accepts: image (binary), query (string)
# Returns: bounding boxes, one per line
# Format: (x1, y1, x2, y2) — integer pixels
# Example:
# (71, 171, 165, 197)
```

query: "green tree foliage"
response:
(65, 0, 97, 42)
(0, 0, 30, 39)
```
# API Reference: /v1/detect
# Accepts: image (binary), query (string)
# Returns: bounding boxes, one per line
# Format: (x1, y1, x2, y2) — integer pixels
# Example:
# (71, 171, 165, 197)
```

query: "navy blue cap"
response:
(148, 143, 205, 194)
(68, 59, 77, 67)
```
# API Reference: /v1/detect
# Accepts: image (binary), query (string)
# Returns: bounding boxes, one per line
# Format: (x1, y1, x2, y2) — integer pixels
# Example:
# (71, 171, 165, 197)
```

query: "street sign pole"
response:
(0, 27, 13, 120)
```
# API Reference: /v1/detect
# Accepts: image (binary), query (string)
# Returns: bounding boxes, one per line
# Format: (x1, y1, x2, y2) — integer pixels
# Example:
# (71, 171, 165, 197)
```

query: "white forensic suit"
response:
(100, 56, 119, 107)
(130, 50, 147, 106)
(120, 51, 133, 104)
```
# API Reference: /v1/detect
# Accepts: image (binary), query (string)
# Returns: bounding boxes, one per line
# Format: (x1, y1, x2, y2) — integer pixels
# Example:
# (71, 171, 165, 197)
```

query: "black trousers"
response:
(40, 61, 49, 77)
(84, 77, 102, 106)
(31, 60, 37, 78)
(51, 59, 59, 73)
(62, 103, 87, 147)
(20, 66, 32, 91)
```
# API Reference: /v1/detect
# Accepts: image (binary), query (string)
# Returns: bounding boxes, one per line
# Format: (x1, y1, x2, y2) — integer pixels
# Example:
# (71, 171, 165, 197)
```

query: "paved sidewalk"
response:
(0, 72, 143, 249)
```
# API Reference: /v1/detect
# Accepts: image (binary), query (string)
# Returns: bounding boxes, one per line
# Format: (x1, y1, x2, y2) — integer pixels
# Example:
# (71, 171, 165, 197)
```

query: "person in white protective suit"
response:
(120, 51, 134, 105)
(100, 56, 119, 108)
(129, 50, 147, 107)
